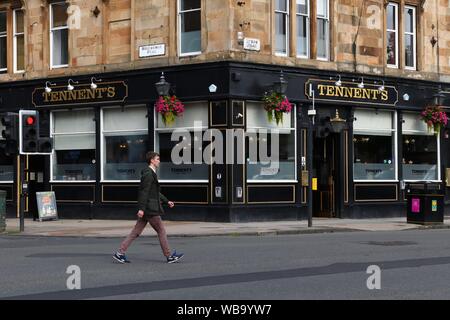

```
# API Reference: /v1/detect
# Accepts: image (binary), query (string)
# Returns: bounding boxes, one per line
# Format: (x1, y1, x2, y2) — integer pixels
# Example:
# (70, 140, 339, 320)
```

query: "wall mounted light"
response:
(378, 80, 385, 91)
(209, 84, 217, 93)
(335, 75, 342, 87)
(90, 77, 102, 89)
(357, 77, 364, 89)
(67, 79, 78, 91)
(155, 72, 171, 96)
(45, 81, 56, 93)
(330, 109, 346, 133)
(273, 70, 288, 94)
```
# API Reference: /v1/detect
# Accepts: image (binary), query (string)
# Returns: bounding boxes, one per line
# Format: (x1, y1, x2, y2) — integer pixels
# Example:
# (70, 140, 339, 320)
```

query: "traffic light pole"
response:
(18, 154, 25, 232)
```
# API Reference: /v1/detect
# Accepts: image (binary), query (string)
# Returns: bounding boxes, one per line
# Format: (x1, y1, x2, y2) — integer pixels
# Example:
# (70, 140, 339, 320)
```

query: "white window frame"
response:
(246, 101, 297, 183)
(178, 0, 202, 57)
(50, 2, 69, 69)
(275, 0, 290, 57)
(386, 2, 399, 68)
(50, 109, 96, 183)
(0, 11, 7, 72)
(154, 101, 209, 183)
(404, 5, 416, 70)
(316, 0, 329, 61)
(100, 105, 148, 183)
(353, 110, 398, 182)
(401, 112, 441, 182)
(296, 0, 310, 58)
(13, 9, 25, 73)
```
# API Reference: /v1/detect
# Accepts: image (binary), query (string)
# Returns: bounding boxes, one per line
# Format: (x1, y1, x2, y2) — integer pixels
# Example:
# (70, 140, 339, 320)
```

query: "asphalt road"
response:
(1, 229, 450, 300)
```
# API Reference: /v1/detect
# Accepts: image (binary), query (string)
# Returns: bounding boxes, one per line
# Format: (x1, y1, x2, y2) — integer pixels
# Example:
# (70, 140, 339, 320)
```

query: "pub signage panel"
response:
(305, 79, 398, 106)
(32, 81, 128, 107)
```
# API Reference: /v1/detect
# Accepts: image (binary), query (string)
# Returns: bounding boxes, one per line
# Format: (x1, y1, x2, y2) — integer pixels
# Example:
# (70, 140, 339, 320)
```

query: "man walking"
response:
(113, 151, 184, 264)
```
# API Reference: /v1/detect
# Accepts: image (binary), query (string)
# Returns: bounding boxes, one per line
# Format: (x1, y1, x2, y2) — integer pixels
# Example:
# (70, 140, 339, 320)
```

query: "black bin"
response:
(406, 183, 444, 225)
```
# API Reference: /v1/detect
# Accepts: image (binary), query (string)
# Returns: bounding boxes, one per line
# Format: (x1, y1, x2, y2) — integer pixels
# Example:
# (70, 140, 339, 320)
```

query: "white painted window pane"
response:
(276, 0, 288, 11)
(54, 110, 95, 133)
(387, 4, 396, 30)
(157, 102, 208, 128)
(247, 102, 292, 129)
(296, 0, 308, 14)
(402, 113, 431, 134)
(104, 107, 148, 132)
(52, 29, 68, 66)
(275, 13, 287, 53)
(317, 0, 327, 17)
(405, 8, 414, 33)
(54, 134, 95, 150)
(353, 109, 393, 134)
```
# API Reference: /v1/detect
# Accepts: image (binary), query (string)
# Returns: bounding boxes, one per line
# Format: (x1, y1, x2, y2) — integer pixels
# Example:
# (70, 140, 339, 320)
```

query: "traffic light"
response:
(1, 112, 19, 155)
(19, 110, 39, 154)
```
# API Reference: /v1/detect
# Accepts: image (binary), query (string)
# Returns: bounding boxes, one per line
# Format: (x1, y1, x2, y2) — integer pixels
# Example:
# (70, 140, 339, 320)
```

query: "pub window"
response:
(402, 112, 439, 181)
(178, 0, 201, 56)
(353, 109, 397, 181)
(51, 109, 96, 182)
(275, 0, 290, 56)
(0, 122, 14, 182)
(386, 2, 399, 68)
(50, 2, 69, 68)
(404, 5, 416, 70)
(155, 102, 209, 182)
(316, 0, 329, 60)
(102, 106, 148, 181)
(0, 11, 6, 72)
(246, 102, 297, 182)
(13, 9, 25, 73)
(296, 0, 310, 58)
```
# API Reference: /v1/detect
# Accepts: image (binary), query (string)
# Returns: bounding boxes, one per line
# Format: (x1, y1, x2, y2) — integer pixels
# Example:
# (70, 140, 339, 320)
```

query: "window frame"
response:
(401, 112, 441, 182)
(154, 101, 209, 183)
(178, 0, 202, 57)
(50, 108, 97, 183)
(13, 9, 25, 73)
(274, 0, 290, 57)
(296, 0, 310, 58)
(50, 2, 69, 69)
(386, 2, 399, 69)
(404, 5, 417, 70)
(0, 10, 7, 72)
(246, 101, 297, 183)
(316, 0, 329, 61)
(353, 109, 398, 182)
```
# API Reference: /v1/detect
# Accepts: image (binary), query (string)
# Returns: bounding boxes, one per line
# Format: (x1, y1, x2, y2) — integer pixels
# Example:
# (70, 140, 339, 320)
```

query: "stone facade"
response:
(0, 0, 449, 83)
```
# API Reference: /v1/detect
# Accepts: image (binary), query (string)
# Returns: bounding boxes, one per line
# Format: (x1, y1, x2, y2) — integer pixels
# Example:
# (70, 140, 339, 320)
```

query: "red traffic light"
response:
(26, 116, 35, 125)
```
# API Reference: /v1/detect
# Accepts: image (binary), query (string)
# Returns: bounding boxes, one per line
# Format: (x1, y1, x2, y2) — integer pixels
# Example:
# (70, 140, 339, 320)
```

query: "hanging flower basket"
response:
(155, 95, 185, 126)
(420, 105, 448, 135)
(262, 91, 293, 125)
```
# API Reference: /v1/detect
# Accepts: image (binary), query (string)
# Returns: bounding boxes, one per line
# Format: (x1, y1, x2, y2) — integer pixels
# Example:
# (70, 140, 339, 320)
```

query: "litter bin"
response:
(406, 183, 444, 225)
(0, 190, 6, 232)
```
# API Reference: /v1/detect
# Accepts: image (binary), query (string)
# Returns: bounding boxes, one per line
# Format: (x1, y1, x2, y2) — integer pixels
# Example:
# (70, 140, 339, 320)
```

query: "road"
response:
(1, 229, 450, 300)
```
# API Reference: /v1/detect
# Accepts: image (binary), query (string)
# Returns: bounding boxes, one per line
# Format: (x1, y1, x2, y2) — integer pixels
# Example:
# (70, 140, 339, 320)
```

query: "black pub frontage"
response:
(1, 61, 449, 221)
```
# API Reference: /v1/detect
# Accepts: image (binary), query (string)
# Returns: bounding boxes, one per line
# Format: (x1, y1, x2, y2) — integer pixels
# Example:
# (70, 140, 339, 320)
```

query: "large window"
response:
(0, 122, 14, 182)
(296, 0, 309, 58)
(316, 0, 329, 60)
(386, 2, 398, 68)
(178, 0, 201, 56)
(0, 11, 6, 72)
(13, 9, 25, 73)
(50, 2, 69, 68)
(102, 106, 148, 181)
(353, 109, 397, 181)
(51, 109, 96, 182)
(404, 6, 416, 70)
(155, 102, 208, 181)
(275, 0, 290, 56)
(402, 113, 439, 181)
(246, 102, 296, 182)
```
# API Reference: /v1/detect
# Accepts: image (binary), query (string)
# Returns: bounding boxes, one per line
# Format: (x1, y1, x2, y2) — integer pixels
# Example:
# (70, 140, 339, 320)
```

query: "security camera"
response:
(209, 84, 217, 93)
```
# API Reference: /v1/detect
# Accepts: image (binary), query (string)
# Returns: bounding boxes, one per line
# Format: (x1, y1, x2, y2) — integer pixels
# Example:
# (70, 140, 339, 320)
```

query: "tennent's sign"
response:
(305, 79, 398, 106)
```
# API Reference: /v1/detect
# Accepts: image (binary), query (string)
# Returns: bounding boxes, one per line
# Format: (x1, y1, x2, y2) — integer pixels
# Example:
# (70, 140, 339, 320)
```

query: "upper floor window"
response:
(0, 11, 7, 72)
(50, 2, 69, 68)
(275, 0, 290, 56)
(296, 0, 309, 58)
(386, 2, 399, 68)
(316, 0, 329, 60)
(178, 0, 201, 56)
(13, 9, 25, 73)
(404, 5, 416, 70)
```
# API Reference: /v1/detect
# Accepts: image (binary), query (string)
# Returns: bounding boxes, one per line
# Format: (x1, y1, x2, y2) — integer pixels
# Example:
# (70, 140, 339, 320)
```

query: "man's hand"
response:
(168, 201, 175, 208)
(137, 210, 144, 218)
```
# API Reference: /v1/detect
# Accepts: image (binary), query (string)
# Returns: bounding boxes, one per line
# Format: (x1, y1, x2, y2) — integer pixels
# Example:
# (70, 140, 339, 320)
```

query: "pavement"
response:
(2, 216, 450, 238)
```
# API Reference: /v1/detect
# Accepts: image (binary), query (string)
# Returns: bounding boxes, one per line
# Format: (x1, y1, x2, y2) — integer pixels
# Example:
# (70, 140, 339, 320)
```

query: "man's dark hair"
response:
(146, 151, 160, 165)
